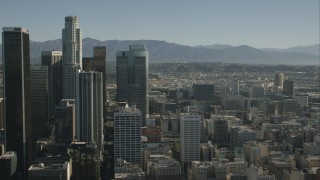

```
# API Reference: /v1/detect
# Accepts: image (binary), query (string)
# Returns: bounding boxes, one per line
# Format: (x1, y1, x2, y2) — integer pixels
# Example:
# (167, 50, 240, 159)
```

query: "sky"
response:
(0, 0, 319, 48)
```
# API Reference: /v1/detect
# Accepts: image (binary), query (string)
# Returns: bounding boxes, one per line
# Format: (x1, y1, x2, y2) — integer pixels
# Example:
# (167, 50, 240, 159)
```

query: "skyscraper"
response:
(193, 84, 215, 101)
(30, 66, 49, 142)
(274, 72, 284, 88)
(68, 142, 101, 180)
(79, 71, 103, 150)
(213, 119, 228, 143)
(114, 105, 142, 164)
(82, 46, 107, 119)
(180, 113, 201, 169)
(231, 79, 239, 96)
(0, 98, 3, 130)
(230, 126, 256, 149)
(62, 16, 82, 137)
(41, 51, 62, 119)
(283, 79, 294, 96)
(55, 99, 76, 146)
(248, 86, 265, 98)
(2, 27, 32, 176)
(116, 45, 148, 125)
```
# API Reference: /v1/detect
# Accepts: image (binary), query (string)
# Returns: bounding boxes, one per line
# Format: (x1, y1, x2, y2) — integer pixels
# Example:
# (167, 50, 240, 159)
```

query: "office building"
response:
(303, 142, 320, 156)
(114, 105, 142, 164)
(62, 16, 82, 137)
(282, 99, 301, 115)
(249, 86, 265, 98)
(294, 94, 308, 107)
(213, 119, 228, 143)
(268, 160, 292, 180)
(0, 151, 18, 179)
(193, 84, 214, 101)
(68, 142, 101, 180)
(146, 155, 181, 179)
(220, 85, 231, 97)
(55, 99, 76, 145)
(226, 158, 247, 174)
(41, 51, 63, 119)
(160, 115, 179, 135)
(231, 80, 239, 96)
(2, 27, 32, 175)
(30, 66, 49, 142)
(287, 134, 304, 150)
(79, 72, 104, 150)
(116, 45, 148, 125)
(243, 141, 261, 166)
(82, 46, 108, 118)
(0, 98, 3, 129)
(274, 72, 284, 88)
(0, 143, 4, 156)
(180, 113, 201, 169)
(230, 126, 256, 149)
(188, 161, 213, 180)
(200, 143, 215, 161)
(226, 173, 247, 180)
(188, 161, 228, 180)
(28, 162, 70, 180)
(283, 79, 294, 96)
(247, 166, 275, 180)
(222, 97, 239, 110)
(261, 101, 278, 117)
(114, 160, 145, 179)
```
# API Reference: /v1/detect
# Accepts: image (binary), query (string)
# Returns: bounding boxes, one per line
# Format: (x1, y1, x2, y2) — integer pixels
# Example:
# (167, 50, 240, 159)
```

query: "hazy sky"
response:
(0, 0, 319, 48)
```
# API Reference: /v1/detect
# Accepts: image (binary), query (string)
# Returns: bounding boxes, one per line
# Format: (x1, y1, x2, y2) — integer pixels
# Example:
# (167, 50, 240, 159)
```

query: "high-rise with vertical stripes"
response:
(79, 71, 104, 153)
(62, 16, 82, 138)
(41, 51, 63, 120)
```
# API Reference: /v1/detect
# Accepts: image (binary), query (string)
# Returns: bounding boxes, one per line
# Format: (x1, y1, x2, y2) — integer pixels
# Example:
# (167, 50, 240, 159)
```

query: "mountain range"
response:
(0, 38, 318, 65)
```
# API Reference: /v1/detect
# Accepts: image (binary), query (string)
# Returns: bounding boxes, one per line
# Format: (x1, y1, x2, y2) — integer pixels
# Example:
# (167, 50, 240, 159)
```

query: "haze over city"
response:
(0, 0, 319, 48)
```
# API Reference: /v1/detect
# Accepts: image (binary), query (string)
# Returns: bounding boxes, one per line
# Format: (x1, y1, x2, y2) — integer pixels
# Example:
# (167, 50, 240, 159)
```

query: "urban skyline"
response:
(0, 2, 319, 179)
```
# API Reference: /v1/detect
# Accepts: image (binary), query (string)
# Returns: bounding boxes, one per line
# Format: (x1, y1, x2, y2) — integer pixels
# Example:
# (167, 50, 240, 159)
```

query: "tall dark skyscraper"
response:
(2, 27, 32, 176)
(55, 99, 76, 146)
(116, 45, 148, 125)
(41, 51, 62, 119)
(283, 79, 294, 96)
(30, 66, 49, 142)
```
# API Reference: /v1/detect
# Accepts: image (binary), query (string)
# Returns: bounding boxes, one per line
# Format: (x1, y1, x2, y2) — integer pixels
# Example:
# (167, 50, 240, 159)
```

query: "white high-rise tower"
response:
(62, 16, 82, 138)
(114, 105, 142, 164)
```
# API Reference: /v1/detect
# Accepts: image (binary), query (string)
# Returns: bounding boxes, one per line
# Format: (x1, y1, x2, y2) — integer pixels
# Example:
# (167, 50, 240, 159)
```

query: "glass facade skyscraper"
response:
(62, 16, 82, 137)
(2, 27, 32, 177)
(116, 45, 148, 125)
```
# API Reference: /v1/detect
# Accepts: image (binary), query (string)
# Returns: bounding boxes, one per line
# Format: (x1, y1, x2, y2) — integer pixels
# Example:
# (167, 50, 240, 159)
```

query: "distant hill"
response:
(0, 38, 318, 65)
(194, 44, 234, 49)
(261, 44, 320, 56)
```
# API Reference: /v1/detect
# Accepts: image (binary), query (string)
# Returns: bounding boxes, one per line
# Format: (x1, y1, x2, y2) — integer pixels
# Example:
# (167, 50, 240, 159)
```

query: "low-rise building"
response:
(28, 162, 70, 180)
(0, 151, 17, 179)
(303, 142, 320, 156)
(146, 155, 181, 179)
